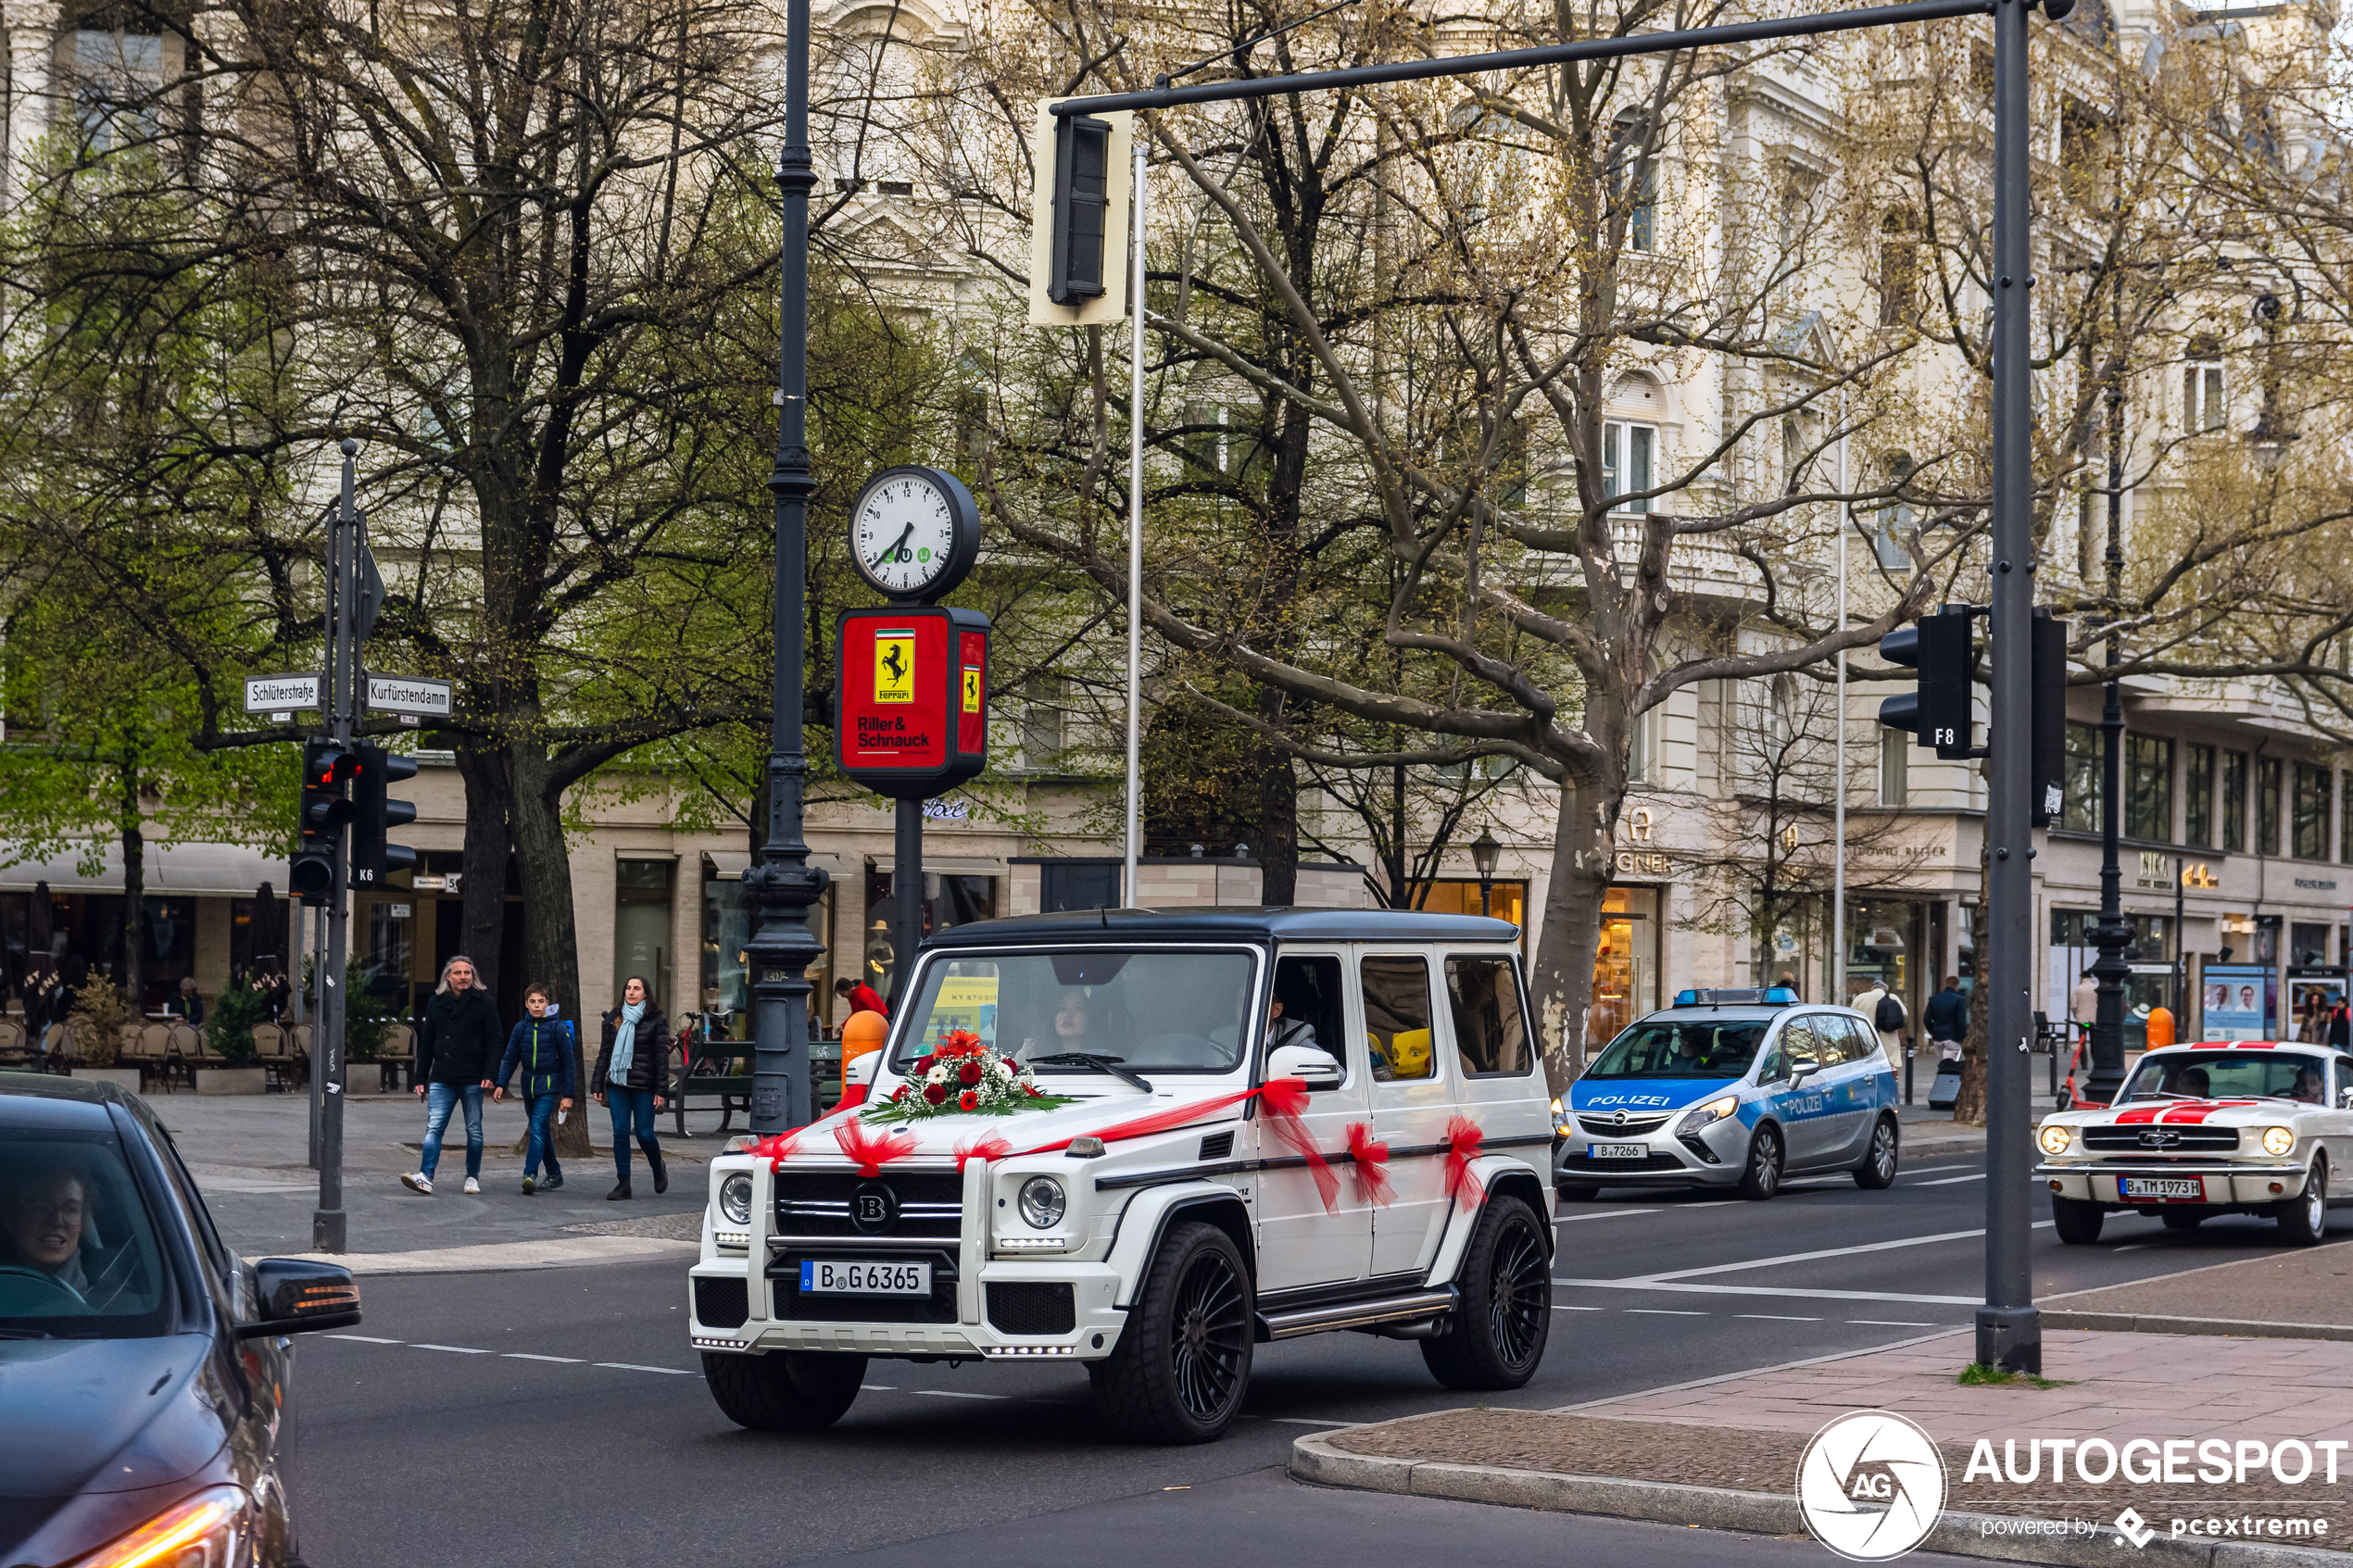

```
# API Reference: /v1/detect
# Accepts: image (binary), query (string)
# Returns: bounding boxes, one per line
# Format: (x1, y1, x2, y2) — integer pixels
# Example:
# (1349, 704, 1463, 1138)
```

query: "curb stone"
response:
(2040, 1310, 2353, 1344)
(1287, 1433, 2347, 1568)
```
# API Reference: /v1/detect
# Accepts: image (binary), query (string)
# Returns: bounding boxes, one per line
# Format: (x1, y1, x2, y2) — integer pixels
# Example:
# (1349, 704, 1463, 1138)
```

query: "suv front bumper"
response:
(688, 1253, 1130, 1361)
(2037, 1160, 2312, 1206)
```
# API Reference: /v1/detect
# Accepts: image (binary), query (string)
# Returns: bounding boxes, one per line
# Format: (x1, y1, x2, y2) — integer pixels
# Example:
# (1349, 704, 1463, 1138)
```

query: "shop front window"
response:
(359, 901, 411, 1005)
(1588, 886, 1657, 1047)
(1416, 878, 1528, 933)
(1846, 899, 1917, 1010)
(612, 859, 675, 1015)
(865, 872, 999, 1001)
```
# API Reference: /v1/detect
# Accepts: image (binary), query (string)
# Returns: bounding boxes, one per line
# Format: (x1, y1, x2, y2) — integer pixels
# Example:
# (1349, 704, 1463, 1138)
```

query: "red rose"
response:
(913, 1055, 936, 1076)
(959, 1089, 980, 1110)
(959, 1060, 984, 1085)
(923, 1082, 949, 1105)
(891, 1085, 909, 1101)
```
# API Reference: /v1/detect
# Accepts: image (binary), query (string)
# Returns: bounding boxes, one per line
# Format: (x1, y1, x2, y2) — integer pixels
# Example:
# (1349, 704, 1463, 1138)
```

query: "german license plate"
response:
(2120, 1177, 2205, 1201)
(1587, 1142, 1649, 1160)
(799, 1259, 931, 1296)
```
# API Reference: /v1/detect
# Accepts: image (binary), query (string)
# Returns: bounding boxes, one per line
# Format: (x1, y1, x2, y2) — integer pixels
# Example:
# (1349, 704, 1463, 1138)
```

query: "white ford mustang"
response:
(2033, 1040, 2353, 1247)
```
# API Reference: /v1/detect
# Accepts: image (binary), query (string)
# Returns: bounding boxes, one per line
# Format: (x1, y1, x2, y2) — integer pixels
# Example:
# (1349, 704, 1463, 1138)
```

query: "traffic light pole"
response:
(1979, 0, 2040, 1374)
(312, 439, 359, 1255)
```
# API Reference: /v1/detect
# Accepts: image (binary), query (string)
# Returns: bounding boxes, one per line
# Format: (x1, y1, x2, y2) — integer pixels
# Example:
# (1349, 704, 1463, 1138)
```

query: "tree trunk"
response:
(120, 760, 145, 1014)
(509, 746, 597, 1161)
(1953, 893, 1991, 1124)
(455, 744, 512, 999)
(1529, 775, 1616, 1097)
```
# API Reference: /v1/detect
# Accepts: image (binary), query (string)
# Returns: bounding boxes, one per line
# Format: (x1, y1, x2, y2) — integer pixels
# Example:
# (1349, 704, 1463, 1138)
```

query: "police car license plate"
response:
(2119, 1177, 2204, 1201)
(799, 1260, 931, 1296)
(1587, 1142, 1648, 1160)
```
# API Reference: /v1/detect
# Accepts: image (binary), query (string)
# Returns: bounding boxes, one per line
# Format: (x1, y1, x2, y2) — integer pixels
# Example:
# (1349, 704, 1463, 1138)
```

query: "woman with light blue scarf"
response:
(591, 975, 672, 1199)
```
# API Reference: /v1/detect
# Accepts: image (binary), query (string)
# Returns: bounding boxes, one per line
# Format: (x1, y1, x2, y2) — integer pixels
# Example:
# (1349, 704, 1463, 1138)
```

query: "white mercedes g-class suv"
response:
(686, 908, 1556, 1443)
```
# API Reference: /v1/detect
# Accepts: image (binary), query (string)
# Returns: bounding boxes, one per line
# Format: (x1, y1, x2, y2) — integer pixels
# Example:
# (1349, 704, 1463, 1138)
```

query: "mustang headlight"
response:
(718, 1172, 754, 1226)
(1675, 1095, 1740, 1135)
(2037, 1123, 2074, 1157)
(75, 1483, 249, 1568)
(1018, 1175, 1067, 1230)
(2261, 1125, 2296, 1157)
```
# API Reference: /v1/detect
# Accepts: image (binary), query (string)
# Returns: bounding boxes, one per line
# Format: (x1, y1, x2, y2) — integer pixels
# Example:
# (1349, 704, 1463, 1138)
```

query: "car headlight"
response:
(1550, 1097, 1568, 1129)
(2261, 1126, 2296, 1157)
(1675, 1095, 1740, 1135)
(718, 1172, 753, 1227)
(1018, 1175, 1066, 1230)
(2038, 1123, 2073, 1157)
(74, 1483, 249, 1568)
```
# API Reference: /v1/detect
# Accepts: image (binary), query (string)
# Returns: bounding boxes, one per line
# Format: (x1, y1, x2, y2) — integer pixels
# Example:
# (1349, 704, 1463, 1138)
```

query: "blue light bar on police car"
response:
(1673, 987, 1800, 1007)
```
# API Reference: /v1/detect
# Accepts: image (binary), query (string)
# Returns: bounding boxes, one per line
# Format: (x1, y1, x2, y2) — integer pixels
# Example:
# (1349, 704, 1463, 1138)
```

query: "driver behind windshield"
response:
(2291, 1065, 2325, 1103)
(2167, 1065, 2211, 1098)
(1020, 987, 1096, 1060)
(0, 1160, 94, 1303)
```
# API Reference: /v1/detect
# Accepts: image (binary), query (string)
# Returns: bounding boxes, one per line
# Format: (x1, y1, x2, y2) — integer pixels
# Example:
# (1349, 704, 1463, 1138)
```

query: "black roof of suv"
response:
(924, 906, 1521, 948)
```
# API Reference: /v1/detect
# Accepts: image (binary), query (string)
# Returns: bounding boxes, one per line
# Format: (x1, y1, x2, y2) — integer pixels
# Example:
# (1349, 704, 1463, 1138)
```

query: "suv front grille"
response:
(1576, 1113, 1671, 1136)
(987, 1282, 1076, 1336)
(694, 1276, 749, 1328)
(769, 1249, 960, 1323)
(774, 1169, 963, 1239)
(2083, 1126, 2240, 1152)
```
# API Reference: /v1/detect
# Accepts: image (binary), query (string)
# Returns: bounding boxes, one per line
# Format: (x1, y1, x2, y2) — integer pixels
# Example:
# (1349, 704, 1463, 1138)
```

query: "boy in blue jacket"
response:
(493, 983, 577, 1194)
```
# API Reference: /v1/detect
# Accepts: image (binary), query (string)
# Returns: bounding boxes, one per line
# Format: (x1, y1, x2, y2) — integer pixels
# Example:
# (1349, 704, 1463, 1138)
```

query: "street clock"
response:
(849, 465, 981, 604)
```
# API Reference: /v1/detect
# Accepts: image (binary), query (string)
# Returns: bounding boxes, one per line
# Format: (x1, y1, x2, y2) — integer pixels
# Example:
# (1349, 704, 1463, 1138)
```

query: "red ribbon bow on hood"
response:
(952, 1132, 1013, 1174)
(745, 1131, 800, 1172)
(835, 1120, 920, 1177)
(1442, 1115, 1486, 1210)
(1343, 1123, 1392, 1207)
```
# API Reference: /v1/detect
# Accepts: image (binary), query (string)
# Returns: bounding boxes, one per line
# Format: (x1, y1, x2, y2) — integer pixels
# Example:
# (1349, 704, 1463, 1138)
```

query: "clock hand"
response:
(872, 521, 914, 570)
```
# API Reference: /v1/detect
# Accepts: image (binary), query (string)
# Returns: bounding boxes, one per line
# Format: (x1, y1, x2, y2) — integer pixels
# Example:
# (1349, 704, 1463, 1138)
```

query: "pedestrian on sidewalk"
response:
(402, 955, 502, 1198)
(591, 976, 671, 1201)
(836, 975, 887, 1018)
(1851, 974, 1906, 1060)
(1922, 975, 1967, 1058)
(493, 982, 576, 1195)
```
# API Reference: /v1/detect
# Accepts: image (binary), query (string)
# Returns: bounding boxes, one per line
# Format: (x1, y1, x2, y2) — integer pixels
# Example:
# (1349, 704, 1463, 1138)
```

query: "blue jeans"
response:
(606, 1087, 660, 1183)
(421, 1083, 484, 1181)
(523, 1092, 566, 1179)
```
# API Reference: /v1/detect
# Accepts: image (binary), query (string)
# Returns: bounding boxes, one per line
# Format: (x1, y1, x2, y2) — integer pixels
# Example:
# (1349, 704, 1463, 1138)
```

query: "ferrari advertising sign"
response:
(837, 605, 990, 799)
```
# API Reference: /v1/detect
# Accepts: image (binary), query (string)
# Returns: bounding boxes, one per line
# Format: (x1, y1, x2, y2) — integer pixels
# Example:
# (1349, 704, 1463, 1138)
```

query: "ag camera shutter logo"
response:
(1797, 1411, 1948, 1561)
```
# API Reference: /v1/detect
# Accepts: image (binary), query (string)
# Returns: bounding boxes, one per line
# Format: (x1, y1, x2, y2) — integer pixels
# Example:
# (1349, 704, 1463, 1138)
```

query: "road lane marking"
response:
(414, 1343, 493, 1353)
(503, 1353, 585, 1363)
(1628, 1222, 2053, 1282)
(326, 1334, 402, 1344)
(595, 1362, 697, 1375)
(1848, 1320, 1936, 1326)
(915, 1390, 1007, 1400)
(1903, 1165, 1978, 1175)
(1916, 1173, 1987, 1185)
(1554, 1209, 1661, 1223)
(1625, 1309, 1707, 1315)
(1736, 1314, 1820, 1322)
(1681, 1200, 1740, 1209)
(1552, 1305, 1606, 1311)
(861, 1385, 898, 1391)
(1554, 1280, 1982, 1305)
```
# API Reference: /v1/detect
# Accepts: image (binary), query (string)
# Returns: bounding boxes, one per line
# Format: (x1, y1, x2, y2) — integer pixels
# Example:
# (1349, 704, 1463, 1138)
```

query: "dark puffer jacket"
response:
(592, 1006, 673, 1098)
(418, 986, 504, 1085)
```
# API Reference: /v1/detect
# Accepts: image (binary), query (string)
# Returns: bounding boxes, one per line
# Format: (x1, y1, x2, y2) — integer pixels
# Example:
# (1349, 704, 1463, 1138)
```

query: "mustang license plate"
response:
(1587, 1142, 1649, 1160)
(799, 1260, 932, 1296)
(2119, 1177, 2206, 1201)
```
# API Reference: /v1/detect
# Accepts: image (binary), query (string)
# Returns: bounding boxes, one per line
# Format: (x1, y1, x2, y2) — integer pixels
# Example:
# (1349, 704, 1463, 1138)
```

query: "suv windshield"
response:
(892, 948, 1257, 1074)
(0, 1128, 172, 1338)
(2120, 1050, 2328, 1104)
(1585, 1020, 1770, 1080)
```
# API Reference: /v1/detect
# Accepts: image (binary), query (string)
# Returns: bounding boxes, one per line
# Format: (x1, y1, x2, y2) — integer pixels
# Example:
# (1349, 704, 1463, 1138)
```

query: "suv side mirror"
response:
(238, 1258, 362, 1339)
(1787, 1056, 1821, 1085)
(845, 1050, 881, 1088)
(1267, 1042, 1343, 1091)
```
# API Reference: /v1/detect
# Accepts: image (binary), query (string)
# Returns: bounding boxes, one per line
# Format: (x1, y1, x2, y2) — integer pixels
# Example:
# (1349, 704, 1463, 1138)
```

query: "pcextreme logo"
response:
(1797, 1411, 1948, 1562)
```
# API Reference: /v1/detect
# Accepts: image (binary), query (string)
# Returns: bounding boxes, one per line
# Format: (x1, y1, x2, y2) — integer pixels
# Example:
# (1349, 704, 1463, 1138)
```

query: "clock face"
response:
(850, 467, 976, 601)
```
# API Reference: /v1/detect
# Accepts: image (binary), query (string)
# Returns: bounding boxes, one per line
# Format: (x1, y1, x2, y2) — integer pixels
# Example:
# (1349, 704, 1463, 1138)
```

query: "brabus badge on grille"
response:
(850, 1180, 900, 1233)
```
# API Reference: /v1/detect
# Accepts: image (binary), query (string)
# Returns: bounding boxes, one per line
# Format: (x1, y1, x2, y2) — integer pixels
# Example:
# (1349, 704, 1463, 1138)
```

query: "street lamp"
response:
(2246, 293, 2296, 474)
(1470, 828, 1501, 919)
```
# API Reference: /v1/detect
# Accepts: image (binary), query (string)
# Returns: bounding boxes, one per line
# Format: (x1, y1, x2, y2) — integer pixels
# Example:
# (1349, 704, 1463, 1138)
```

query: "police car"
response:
(1556, 988, 1903, 1200)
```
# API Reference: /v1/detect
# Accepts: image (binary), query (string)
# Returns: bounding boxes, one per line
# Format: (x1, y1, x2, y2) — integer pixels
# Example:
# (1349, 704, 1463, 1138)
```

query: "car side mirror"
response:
(845, 1049, 881, 1089)
(1267, 1042, 1343, 1091)
(2340, 1086, 2353, 1111)
(238, 1257, 361, 1339)
(1788, 1056, 1821, 1085)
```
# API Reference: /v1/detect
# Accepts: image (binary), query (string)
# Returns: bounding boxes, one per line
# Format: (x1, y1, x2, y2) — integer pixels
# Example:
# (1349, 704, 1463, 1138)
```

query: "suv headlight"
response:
(2037, 1123, 2073, 1157)
(2261, 1126, 2296, 1157)
(718, 1172, 753, 1226)
(1675, 1095, 1739, 1135)
(75, 1483, 249, 1568)
(1018, 1175, 1066, 1229)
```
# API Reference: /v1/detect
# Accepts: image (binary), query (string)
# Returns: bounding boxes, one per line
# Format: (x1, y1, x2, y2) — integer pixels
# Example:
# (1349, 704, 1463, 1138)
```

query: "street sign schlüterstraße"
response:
(245, 673, 322, 716)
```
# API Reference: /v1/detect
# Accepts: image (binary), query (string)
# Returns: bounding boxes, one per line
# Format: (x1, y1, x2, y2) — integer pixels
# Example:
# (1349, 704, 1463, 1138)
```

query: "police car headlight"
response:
(1019, 1176, 1067, 1229)
(1675, 1095, 1739, 1134)
(718, 1172, 754, 1226)
(1550, 1097, 1567, 1130)
(2261, 1125, 2296, 1157)
(2037, 1123, 2073, 1157)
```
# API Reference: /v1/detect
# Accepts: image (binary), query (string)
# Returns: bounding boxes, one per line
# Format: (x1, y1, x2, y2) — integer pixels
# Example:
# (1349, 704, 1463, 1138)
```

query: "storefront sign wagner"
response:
(834, 605, 990, 801)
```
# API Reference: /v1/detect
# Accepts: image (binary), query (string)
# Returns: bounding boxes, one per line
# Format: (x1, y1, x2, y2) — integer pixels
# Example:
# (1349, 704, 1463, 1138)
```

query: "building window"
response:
(72, 23, 166, 152)
(2061, 721, 2102, 833)
(1627, 703, 1657, 784)
(2183, 362, 2226, 433)
(1870, 453, 1914, 568)
(2293, 762, 2330, 860)
(1603, 420, 1655, 513)
(1879, 727, 1908, 807)
(1879, 208, 1920, 326)
(2184, 743, 2214, 848)
(1021, 679, 1065, 771)
(2221, 749, 2247, 853)
(2124, 734, 2173, 843)
(1611, 110, 1656, 252)
(2258, 756, 2283, 856)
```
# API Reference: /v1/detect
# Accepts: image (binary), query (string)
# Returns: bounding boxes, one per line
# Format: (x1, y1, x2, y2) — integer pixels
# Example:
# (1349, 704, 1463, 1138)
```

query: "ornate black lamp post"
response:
(1470, 828, 1501, 919)
(743, 0, 828, 1133)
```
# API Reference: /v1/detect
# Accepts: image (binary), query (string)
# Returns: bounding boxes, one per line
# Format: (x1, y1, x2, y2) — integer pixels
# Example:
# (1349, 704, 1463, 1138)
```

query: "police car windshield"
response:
(1586, 1020, 1769, 1080)
(2119, 1051, 2327, 1105)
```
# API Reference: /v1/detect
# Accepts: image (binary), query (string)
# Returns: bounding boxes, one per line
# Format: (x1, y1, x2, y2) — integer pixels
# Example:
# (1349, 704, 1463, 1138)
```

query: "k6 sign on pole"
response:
(836, 605, 989, 799)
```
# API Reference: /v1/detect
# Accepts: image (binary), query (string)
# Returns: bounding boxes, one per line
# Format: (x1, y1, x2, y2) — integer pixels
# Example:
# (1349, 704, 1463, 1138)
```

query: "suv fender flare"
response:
(1103, 1182, 1255, 1309)
(1424, 1159, 1553, 1286)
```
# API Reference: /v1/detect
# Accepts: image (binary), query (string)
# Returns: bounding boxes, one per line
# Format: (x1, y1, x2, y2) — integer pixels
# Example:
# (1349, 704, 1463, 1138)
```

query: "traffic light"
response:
(1046, 113, 1113, 304)
(348, 742, 418, 888)
(292, 740, 356, 899)
(2031, 608, 2070, 827)
(1877, 608, 1975, 759)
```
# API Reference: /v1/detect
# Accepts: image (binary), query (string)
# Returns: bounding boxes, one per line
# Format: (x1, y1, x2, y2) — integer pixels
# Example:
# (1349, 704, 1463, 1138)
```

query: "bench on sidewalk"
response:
(667, 1030, 844, 1135)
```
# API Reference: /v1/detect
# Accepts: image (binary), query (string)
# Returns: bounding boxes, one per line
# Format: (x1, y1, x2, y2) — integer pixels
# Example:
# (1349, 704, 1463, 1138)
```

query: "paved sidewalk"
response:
(2044, 1242, 2353, 1338)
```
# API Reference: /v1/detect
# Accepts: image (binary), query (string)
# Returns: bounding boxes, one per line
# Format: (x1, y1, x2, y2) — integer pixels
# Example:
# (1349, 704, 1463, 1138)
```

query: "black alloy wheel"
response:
(1422, 1196, 1551, 1390)
(1738, 1123, 1783, 1200)
(1169, 1248, 1252, 1419)
(701, 1349, 867, 1431)
(1853, 1117, 1900, 1190)
(1094, 1220, 1254, 1443)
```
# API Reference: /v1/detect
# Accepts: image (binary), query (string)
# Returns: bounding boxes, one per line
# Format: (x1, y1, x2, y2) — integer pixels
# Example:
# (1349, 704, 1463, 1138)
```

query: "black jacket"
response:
(1922, 987, 1969, 1042)
(593, 1006, 672, 1098)
(418, 986, 504, 1085)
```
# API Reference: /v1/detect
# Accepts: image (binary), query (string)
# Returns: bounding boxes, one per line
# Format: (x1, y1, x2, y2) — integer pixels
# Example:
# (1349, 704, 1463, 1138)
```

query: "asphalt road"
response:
(279, 1148, 2335, 1566)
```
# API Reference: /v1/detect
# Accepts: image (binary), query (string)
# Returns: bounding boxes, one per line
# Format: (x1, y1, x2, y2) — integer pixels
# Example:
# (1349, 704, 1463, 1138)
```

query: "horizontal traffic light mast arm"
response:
(1049, 0, 1998, 118)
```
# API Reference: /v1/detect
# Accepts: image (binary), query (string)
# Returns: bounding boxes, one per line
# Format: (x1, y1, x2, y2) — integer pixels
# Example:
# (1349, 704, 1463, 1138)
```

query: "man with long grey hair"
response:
(401, 955, 503, 1197)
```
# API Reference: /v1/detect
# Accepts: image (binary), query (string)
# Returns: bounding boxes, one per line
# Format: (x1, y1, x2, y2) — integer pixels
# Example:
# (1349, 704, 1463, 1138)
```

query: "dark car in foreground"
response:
(0, 1073, 360, 1568)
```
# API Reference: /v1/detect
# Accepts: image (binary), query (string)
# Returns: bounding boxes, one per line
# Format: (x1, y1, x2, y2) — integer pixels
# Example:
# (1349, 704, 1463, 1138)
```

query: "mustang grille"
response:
(2082, 1126, 2240, 1152)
